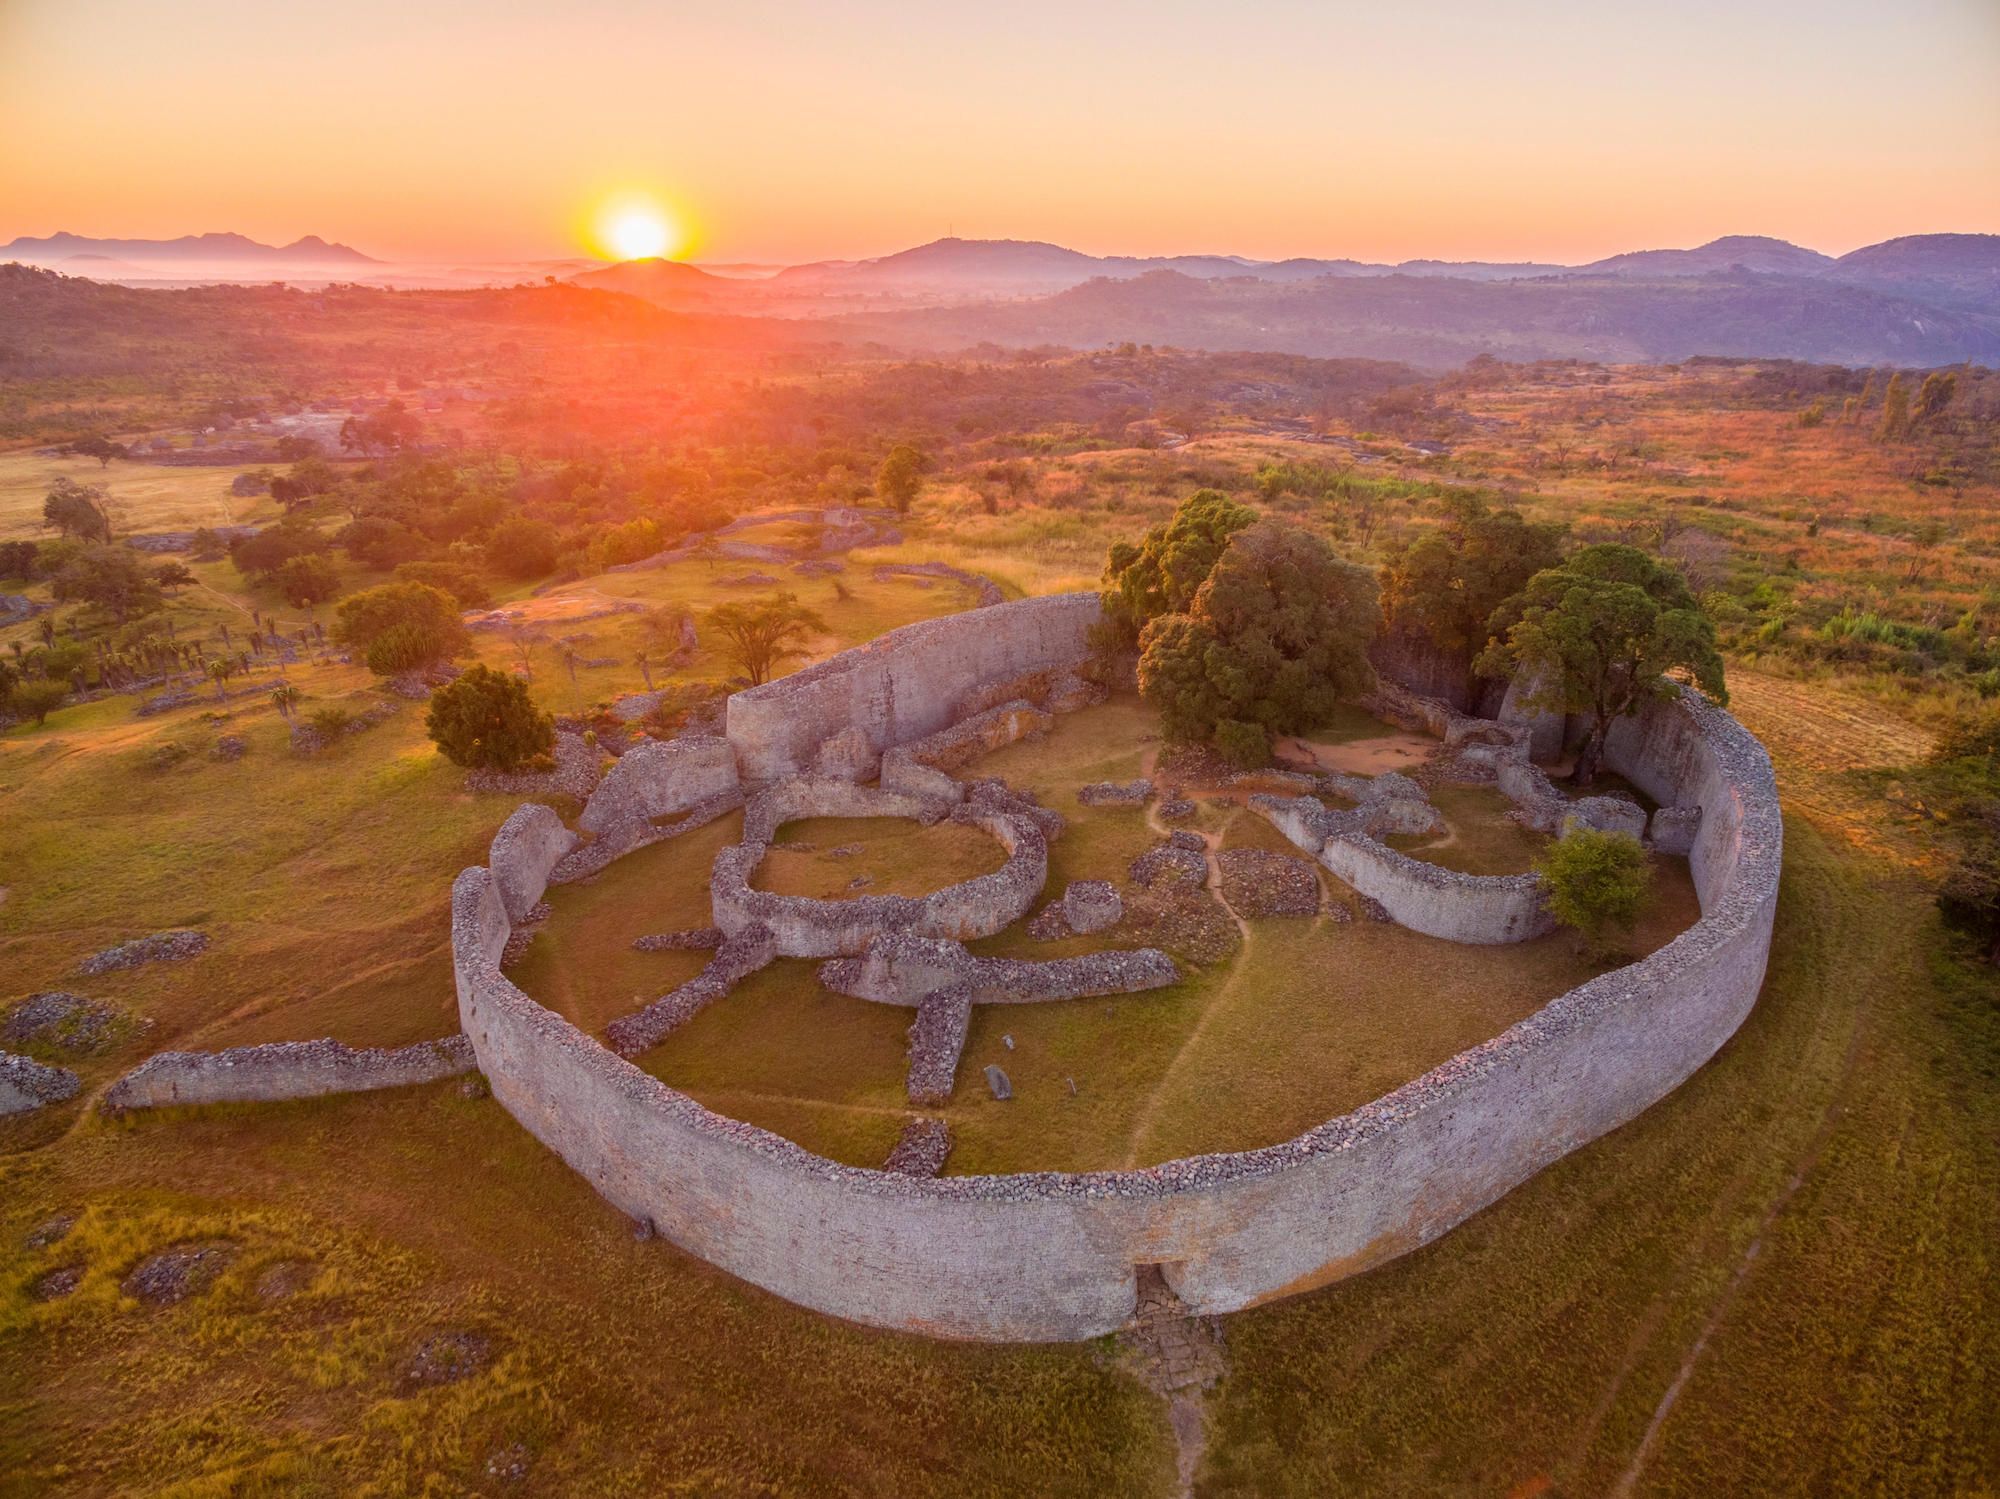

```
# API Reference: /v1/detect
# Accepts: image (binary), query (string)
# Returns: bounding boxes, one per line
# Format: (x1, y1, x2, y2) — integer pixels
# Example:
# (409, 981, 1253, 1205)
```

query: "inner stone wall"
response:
(454, 599, 1781, 1342)
(725, 593, 1100, 782)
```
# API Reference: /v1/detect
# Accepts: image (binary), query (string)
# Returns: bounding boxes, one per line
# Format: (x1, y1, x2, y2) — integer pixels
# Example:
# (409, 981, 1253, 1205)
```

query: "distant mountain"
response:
(1581, 235, 1837, 279)
(1833, 234, 2000, 311)
(1, 231, 377, 264)
(569, 256, 737, 304)
(829, 267, 2000, 370)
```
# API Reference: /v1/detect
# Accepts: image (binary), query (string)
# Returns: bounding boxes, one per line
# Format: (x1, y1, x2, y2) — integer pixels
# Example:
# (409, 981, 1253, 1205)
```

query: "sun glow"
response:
(589, 192, 687, 262)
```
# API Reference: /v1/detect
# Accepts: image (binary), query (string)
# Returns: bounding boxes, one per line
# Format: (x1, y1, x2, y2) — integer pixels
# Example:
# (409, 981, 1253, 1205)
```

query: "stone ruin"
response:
(91, 591, 1781, 1347)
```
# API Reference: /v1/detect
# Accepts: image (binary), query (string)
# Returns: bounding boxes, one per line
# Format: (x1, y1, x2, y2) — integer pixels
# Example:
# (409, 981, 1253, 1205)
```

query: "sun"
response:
(590, 193, 685, 262)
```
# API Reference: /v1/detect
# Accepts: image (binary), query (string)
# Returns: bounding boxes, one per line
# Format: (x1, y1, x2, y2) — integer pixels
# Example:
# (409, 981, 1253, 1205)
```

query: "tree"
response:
(393, 560, 491, 609)
(232, 522, 329, 580)
(1915, 371, 1958, 429)
(1536, 828, 1653, 958)
(7, 678, 67, 726)
(43, 478, 112, 543)
(1379, 494, 1567, 699)
(485, 516, 561, 579)
(276, 553, 342, 608)
(0, 540, 38, 579)
(339, 400, 421, 456)
(1877, 372, 1912, 442)
(331, 581, 469, 676)
(205, 656, 235, 702)
(1099, 488, 1258, 648)
(425, 664, 555, 771)
(876, 443, 926, 513)
(270, 456, 339, 510)
(153, 561, 195, 591)
(274, 435, 322, 462)
(65, 435, 129, 468)
(1136, 518, 1380, 768)
(51, 546, 162, 624)
(1477, 543, 1726, 787)
(707, 593, 826, 687)
(270, 683, 303, 722)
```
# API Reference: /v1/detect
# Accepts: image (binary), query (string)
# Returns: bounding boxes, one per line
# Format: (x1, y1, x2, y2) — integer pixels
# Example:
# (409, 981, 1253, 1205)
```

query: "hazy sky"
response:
(3, 0, 1996, 265)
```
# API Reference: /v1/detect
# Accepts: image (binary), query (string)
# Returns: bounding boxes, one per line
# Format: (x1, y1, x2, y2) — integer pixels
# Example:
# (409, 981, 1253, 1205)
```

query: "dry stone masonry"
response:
(443, 590, 1780, 1342)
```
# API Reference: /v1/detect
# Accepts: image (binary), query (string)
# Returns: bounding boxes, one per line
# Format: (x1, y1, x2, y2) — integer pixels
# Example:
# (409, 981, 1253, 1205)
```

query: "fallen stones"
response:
(984, 1064, 1013, 1100)
(606, 926, 777, 1056)
(254, 1260, 316, 1301)
(906, 987, 974, 1105)
(1058, 880, 1123, 936)
(1130, 842, 1207, 889)
(0, 1052, 81, 1114)
(1157, 797, 1197, 823)
(25, 1215, 76, 1250)
(883, 1116, 953, 1176)
(30, 1265, 85, 1302)
(466, 729, 602, 800)
(3, 992, 129, 1055)
(123, 1240, 237, 1305)
(77, 930, 208, 976)
(1044, 669, 1107, 715)
(210, 734, 247, 762)
(401, 1330, 492, 1390)
(1079, 778, 1153, 808)
(631, 927, 724, 952)
(1216, 849, 1321, 918)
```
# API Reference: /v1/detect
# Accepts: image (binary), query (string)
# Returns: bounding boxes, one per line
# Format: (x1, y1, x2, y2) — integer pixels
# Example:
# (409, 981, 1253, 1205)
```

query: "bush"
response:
(394, 560, 492, 610)
(309, 707, 354, 738)
(1536, 828, 1653, 957)
(485, 517, 560, 580)
(425, 664, 556, 771)
(275, 553, 341, 607)
(7, 678, 68, 726)
(332, 582, 469, 675)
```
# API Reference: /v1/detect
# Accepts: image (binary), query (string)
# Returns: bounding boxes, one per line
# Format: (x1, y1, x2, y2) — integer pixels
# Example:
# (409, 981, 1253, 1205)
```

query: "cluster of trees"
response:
(1101, 490, 1380, 767)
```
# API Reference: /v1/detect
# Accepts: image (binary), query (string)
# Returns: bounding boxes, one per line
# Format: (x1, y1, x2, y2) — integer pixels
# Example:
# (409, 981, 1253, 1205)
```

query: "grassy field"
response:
(0, 452, 280, 542)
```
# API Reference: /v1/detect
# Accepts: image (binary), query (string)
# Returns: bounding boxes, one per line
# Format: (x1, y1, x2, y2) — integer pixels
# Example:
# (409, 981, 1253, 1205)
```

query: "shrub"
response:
(309, 707, 354, 738)
(426, 664, 556, 771)
(332, 582, 469, 675)
(394, 560, 492, 610)
(7, 678, 68, 726)
(485, 517, 561, 579)
(1536, 828, 1653, 957)
(275, 553, 341, 607)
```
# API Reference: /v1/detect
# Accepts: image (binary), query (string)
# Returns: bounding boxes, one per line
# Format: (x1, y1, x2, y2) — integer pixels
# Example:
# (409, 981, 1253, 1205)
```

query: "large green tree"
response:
(332, 581, 469, 676)
(43, 478, 112, 544)
(1137, 518, 1379, 768)
(1379, 494, 1566, 699)
(426, 664, 555, 771)
(51, 545, 162, 624)
(1477, 543, 1725, 786)
(1099, 488, 1257, 648)
(875, 444, 926, 514)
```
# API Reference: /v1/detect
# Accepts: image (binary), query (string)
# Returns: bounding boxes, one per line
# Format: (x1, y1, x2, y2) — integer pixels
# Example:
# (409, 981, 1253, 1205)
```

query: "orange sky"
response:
(3, 0, 1997, 266)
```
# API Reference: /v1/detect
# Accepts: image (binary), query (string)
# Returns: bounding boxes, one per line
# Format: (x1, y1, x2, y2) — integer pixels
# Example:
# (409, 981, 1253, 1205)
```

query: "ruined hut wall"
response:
(102, 1037, 474, 1111)
(723, 594, 1099, 782)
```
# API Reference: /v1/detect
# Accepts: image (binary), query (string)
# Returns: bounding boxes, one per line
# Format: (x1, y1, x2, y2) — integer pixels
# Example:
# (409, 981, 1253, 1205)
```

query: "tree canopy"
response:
(1477, 542, 1725, 785)
(708, 592, 825, 687)
(43, 478, 112, 544)
(332, 581, 469, 676)
(425, 664, 555, 771)
(50, 545, 162, 623)
(1134, 515, 1379, 768)
(876, 444, 926, 513)
(1380, 494, 1566, 695)
(1099, 488, 1257, 649)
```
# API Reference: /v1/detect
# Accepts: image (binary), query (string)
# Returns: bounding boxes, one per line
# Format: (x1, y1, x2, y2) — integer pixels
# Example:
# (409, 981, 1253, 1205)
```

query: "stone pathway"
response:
(1117, 1265, 1229, 1498)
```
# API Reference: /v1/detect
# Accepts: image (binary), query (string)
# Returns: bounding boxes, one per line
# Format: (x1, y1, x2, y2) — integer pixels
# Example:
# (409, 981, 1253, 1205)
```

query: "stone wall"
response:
(1, 1051, 80, 1114)
(453, 616, 1780, 1343)
(724, 593, 1099, 782)
(576, 735, 740, 838)
(712, 807, 1047, 958)
(102, 1036, 475, 1112)
(820, 934, 1179, 1007)
(488, 805, 579, 923)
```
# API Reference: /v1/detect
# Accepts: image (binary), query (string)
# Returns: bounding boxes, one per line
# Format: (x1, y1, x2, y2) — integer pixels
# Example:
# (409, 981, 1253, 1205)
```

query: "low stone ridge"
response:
(713, 808, 1047, 959)
(123, 1240, 236, 1305)
(77, 930, 208, 976)
(401, 1330, 493, 1390)
(1157, 797, 1197, 823)
(464, 729, 603, 799)
(1044, 669, 1107, 715)
(549, 787, 745, 885)
(632, 927, 724, 952)
(1079, 778, 1154, 807)
(883, 1116, 953, 1176)
(906, 987, 975, 1105)
(1130, 841, 1208, 888)
(1216, 849, 1322, 918)
(873, 561, 1005, 607)
(605, 927, 777, 1056)
(101, 1035, 475, 1111)
(741, 777, 949, 845)
(0, 1051, 82, 1114)
(961, 778, 1066, 840)
(1028, 880, 1122, 940)
(820, 933, 1178, 1008)
(1167, 830, 1207, 853)
(2, 992, 130, 1055)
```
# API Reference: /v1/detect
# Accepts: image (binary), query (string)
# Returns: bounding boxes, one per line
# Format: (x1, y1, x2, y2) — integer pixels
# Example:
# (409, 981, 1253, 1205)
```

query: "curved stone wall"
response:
(725, 593, 1099, 782)
(454, 625, 1781, 1341)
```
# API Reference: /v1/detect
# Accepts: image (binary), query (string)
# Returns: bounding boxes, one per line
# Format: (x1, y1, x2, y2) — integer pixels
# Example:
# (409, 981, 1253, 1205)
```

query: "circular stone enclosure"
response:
(451, 593, 1781, 1343)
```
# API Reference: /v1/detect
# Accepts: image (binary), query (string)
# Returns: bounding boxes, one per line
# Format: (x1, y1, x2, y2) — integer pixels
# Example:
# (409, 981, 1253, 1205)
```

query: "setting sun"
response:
(589, 193, 685, 262)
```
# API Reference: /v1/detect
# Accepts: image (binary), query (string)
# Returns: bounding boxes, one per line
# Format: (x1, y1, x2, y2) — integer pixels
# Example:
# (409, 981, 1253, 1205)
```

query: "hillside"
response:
(1, 231, 377, 265)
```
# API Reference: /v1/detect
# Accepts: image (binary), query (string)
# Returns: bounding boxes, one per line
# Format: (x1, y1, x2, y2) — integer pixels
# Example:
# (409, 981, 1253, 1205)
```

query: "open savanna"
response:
(4, 648, 1996, 1494)
(0, 452, 281, 542)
